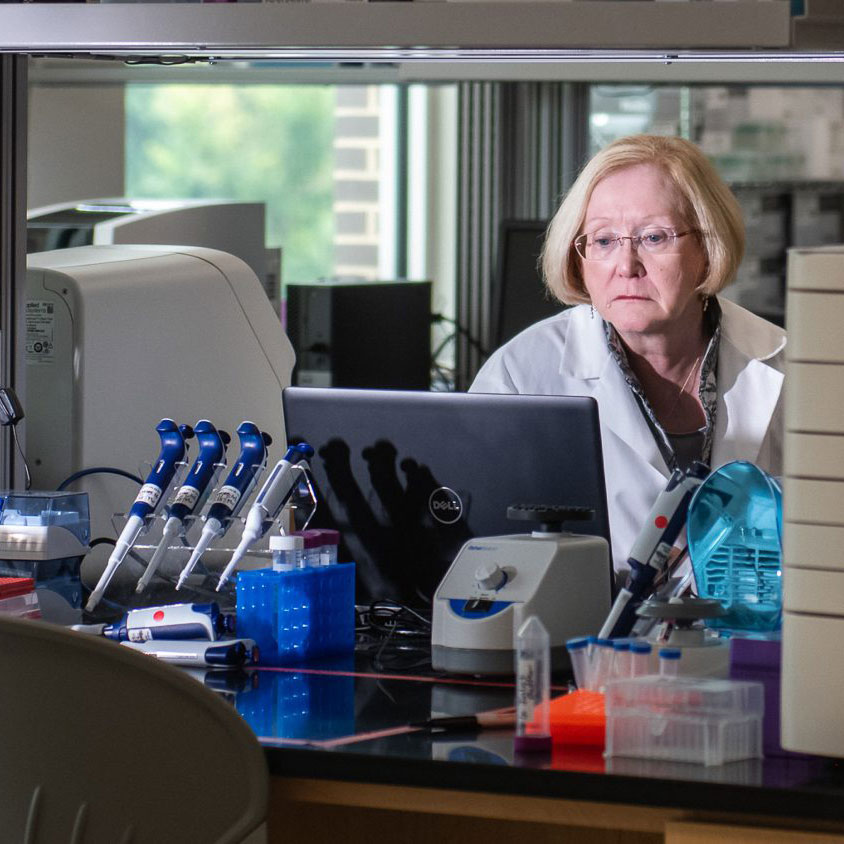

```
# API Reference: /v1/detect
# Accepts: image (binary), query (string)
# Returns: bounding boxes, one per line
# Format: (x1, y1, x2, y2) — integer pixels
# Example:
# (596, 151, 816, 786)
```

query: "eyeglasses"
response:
(573, 227, 696, 261)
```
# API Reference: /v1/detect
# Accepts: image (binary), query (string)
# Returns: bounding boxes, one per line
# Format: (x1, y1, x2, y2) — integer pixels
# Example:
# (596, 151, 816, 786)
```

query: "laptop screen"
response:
(282, 387, 611, 607)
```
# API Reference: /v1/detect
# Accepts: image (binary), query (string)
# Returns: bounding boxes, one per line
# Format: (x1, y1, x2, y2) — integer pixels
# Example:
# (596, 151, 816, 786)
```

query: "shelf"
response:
(0, 2, 794, 60)
(28, 54, 844, 87)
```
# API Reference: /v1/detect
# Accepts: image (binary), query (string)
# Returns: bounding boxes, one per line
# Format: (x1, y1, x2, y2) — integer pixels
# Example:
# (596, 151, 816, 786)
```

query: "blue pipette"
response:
(135, 420, 231, 594)
(175, 421, 272, 591)
(598, 461, 709, 639)
(215, 442, 314, 591)
(86, 419, 194, 612)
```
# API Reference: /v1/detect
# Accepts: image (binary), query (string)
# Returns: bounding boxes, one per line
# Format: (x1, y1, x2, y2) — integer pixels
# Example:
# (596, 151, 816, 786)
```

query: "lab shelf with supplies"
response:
(0, 2, 793, 58)
(230, 651, 844, 844)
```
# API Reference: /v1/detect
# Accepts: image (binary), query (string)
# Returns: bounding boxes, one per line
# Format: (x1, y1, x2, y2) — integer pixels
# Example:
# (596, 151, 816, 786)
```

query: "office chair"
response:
(0, 614, 269, 844)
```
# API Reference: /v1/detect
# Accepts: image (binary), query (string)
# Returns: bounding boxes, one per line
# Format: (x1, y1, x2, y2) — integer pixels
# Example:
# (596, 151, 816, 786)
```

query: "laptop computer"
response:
(282, 387, 611, 607)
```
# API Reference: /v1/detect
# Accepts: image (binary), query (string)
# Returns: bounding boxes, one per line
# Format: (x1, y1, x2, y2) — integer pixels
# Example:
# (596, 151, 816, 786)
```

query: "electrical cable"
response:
(9, 426, 30, 490)
(57, 467, 145, 491)
(90, 537, 117, 549)
(430, 313, 489, 359)
(355, 600, 432, 672)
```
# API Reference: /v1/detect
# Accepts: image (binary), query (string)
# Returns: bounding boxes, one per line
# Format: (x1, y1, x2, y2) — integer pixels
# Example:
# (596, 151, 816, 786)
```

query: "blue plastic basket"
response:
(236, 563, 355, 666)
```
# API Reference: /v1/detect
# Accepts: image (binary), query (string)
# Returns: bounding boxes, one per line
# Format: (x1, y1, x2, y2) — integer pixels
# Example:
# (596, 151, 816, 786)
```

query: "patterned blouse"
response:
(603, 300, 721, 472)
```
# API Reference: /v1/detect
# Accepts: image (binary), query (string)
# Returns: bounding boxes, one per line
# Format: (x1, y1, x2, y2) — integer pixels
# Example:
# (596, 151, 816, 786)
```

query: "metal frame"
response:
(0, 3, 793, 56)
(0, 55, 27, 490)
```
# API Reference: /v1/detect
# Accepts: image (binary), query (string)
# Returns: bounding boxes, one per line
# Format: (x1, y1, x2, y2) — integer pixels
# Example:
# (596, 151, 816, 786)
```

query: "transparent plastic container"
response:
(0, 491, 90, 545)
(687, 461, 783, 633)
(270, 534, 305, 571)
(0, 577, 41, 619)
(604, 675, 764, 766)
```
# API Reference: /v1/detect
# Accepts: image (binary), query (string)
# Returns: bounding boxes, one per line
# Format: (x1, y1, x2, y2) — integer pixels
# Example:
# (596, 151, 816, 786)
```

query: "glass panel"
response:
(587, 84, 844, 325)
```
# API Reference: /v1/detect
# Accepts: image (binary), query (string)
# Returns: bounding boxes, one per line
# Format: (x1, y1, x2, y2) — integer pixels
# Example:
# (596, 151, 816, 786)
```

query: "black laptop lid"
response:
(283, 387, 610, 606)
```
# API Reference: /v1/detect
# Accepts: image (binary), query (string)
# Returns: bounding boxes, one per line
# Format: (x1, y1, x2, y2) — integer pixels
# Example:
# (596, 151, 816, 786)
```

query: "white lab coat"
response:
(470, 297, 787, 574)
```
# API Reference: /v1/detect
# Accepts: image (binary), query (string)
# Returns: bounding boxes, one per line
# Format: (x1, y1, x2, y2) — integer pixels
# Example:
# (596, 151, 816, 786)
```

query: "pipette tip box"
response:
(235, 563, 355, 666)
(604, 675, 764, 767)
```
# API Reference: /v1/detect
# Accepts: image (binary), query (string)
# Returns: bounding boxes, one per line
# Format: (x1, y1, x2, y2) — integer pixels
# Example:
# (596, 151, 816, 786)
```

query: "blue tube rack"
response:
(236, 563, 355, 666)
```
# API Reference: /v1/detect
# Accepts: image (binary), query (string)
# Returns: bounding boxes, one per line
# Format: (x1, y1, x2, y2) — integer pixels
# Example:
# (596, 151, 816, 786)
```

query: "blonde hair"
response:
(541, 134, 745, 305)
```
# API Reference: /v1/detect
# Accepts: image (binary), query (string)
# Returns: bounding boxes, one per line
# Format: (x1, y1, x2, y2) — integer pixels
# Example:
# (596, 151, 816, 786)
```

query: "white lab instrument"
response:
(27, 198, 273, 302)
(24, 245, 295, 591)
(0, 491, 90, 624)
(781, 244, 844, 758)
(431, 506, 611, 676)
(634, 596, 731, 679)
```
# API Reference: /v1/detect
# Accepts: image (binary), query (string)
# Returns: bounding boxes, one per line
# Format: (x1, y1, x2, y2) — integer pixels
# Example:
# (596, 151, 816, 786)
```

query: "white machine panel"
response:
(785, 362, 844, 433)
(435, 538, 557, 603)
(782, 612, 844, 756)
(24, 245, 295, 590)
(786, 291, 844, 363)
(432, 531, 611, 675)
(784, 432, 844, 479)
(783, 567, 844, 615)
(783, 244, 844, 758)
(783, 522, 844, 572)
(783, 477, 844, 526)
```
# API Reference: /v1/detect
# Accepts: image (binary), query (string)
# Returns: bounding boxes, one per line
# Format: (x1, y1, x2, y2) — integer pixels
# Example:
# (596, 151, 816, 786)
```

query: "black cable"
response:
(362, 600, 431, 637)
(89, 537, 117, 549)
(430, 363, 455, 392)
(430, 313, 489, 359)
(354, 600, 432, 670)
(431, 330, 457, 363)
(9, 426, 30, 490)
(57, 466, 144, 491)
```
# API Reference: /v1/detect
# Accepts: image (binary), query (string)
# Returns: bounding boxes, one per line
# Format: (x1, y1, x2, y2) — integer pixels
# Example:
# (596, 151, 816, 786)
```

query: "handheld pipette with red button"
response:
(598, 461, 709, 639)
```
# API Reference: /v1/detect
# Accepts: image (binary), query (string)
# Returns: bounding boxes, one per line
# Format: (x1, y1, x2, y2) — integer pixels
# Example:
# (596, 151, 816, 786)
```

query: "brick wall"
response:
(333, 86, 382, 279)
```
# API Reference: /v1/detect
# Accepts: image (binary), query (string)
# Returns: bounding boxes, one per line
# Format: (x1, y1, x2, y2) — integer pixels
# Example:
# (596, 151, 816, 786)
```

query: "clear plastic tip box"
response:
(236, 563, 355, 666)
(604, 676, 764, 767)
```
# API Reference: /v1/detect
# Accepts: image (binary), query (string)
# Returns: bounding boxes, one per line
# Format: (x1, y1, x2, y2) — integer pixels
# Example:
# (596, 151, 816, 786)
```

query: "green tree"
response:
(126, 84, 335, 284)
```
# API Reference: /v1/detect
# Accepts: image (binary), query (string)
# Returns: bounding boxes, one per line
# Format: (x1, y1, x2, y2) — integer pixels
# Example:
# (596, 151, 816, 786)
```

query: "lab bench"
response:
(230, 656, 844, 844)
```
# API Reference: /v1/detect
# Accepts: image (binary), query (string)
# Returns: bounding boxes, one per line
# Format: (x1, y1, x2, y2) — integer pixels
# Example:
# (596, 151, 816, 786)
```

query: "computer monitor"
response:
(283, 387, 611, 607)
(494, 219, 566, 348)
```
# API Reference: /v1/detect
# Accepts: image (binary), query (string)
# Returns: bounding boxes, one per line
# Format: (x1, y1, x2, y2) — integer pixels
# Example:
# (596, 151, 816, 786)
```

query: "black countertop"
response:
(221, 653, 844, 824)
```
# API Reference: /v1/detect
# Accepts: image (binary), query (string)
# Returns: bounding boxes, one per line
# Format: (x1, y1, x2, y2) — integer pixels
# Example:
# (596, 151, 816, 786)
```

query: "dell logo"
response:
(429, 487, 463, 525)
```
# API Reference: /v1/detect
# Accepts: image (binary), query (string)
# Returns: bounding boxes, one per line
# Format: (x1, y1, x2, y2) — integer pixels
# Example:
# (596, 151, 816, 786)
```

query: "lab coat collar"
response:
(559, 305, 669, 479)
(712, 297, 785, 468)
(558, 297, 786, 477)
(558, 304, 610, 381)
(559, 297, 786, 379)
(718, 296, 786, 362)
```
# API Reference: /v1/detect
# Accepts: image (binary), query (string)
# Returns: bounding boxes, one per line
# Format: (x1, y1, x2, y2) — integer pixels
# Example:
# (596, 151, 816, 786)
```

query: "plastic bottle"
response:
(612, 640, 632, 680)
(514, 615, 552, 754)
(565, 636, 591, 690)
(294, 529, 323, 567)
(659, 647, 682, 678)
(630, 640, 653, 677)
(316, 529, 340, 565)
(270, 534, 305, 571)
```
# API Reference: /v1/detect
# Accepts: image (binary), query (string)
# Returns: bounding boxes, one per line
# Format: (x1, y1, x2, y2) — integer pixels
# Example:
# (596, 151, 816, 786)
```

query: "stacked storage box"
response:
(781, 245, 844, 757)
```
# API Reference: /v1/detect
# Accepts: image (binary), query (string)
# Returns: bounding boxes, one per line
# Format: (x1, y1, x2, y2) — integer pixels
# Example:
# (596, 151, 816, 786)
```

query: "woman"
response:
(470, 134, 786, 575)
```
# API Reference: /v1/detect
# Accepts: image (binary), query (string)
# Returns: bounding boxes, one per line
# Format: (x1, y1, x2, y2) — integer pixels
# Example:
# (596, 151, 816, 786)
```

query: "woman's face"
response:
(579, 163, 707, 338)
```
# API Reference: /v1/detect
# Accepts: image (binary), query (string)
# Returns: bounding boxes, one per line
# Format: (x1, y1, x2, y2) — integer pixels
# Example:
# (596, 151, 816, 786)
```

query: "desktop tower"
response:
(285, 280, 432, 390)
